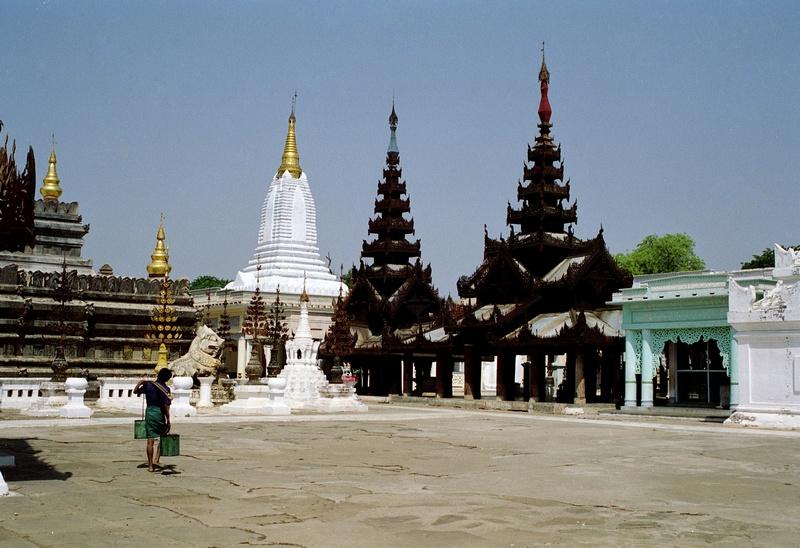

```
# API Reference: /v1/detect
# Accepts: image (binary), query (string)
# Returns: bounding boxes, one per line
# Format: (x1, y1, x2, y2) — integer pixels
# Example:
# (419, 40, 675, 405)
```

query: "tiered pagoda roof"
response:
(345, 106, 443, 340)
(458, 52, 599, 303)
(359, 105, 423, 299)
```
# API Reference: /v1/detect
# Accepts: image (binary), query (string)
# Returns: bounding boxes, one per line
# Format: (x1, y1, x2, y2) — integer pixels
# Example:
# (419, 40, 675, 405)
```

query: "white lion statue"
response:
(169, 325, 224, 377)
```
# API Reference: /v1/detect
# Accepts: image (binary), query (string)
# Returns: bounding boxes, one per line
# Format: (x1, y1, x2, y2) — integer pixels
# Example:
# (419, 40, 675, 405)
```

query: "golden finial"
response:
(300, 271, 309, 303)
(277, 91, 302, 178)
(146, 214, 172, 278)
(538, 41, 550, 83)
(41, 134, 63, 202)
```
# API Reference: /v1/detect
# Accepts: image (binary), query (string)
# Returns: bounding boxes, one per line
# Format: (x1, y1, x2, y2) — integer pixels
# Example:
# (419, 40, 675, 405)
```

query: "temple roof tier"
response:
(527, 141, 560, 164)
(517, 180, 570, 202)
(506, 202, 577, 229)
(377, 179, 406, 196)
(361, 238, 421, 259)
(374, 197, 411, 215)
(522, 163, 564, 184)
(367, 216, 415, 235)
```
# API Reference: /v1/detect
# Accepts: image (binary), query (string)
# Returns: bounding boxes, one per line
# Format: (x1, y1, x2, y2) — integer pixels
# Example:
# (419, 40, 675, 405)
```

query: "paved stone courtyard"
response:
(1, 405, 799, 547)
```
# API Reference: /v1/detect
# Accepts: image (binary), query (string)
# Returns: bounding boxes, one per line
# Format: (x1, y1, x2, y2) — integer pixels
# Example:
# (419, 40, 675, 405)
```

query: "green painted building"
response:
(609, 269, 774, 409)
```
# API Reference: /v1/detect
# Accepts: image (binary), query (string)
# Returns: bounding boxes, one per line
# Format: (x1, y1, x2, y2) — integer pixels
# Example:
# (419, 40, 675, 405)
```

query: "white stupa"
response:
(279, 281, 328, 409)
(226, 107, 341, 297)
(279, 280, 367, 412)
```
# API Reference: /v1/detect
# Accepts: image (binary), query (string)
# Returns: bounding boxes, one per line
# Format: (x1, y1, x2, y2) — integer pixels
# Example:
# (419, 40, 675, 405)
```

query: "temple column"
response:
(435, 353, 453, 398)
(463, 344, 481, 400)
(624, 331, 638, 407)
(729, 332, 739, 409)
(640, 329, 654, 408)
(496, 351, 515, 401)
(521, 358, 532, 402)
(667, 342, 678, 403)
(402, 354, 413, 396)
(236, 337, 248, 380)
(600, 349, 614, 402)
(574, 349, 586, 405)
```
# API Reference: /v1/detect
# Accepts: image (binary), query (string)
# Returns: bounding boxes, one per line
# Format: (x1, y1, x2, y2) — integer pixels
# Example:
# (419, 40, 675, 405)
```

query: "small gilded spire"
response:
(146, 214, 172, 278)
(387, 102, 399, 155)
(40, 134, 63, 202)
(538, 41, 550, 83)
(277, 92, 302, 178)
(537, 42, 552, 125)
(300, 271, 309, 303)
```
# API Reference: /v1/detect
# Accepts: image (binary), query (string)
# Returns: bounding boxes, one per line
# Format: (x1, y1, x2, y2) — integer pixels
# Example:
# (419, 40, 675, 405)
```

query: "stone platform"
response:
(1, 406, 799, 546)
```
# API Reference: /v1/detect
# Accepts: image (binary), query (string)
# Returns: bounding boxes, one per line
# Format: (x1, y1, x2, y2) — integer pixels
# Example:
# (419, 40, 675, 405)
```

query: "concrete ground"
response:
(1, 405, 799, 547)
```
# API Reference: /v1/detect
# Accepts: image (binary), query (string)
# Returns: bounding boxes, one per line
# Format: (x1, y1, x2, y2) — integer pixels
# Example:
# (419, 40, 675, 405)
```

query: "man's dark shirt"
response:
(139, 381, 172, 410)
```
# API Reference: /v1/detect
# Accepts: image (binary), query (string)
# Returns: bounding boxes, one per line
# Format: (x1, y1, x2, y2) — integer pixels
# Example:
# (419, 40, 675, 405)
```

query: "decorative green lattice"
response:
(631, 330, 642, 374)
(644, 327, 731, 373)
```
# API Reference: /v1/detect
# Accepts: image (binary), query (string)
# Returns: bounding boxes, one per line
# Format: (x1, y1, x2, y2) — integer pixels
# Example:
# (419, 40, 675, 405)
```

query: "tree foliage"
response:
(614, 233, 705, 275)
(189, 275, 231, 290)
(741, 245, 799, 270)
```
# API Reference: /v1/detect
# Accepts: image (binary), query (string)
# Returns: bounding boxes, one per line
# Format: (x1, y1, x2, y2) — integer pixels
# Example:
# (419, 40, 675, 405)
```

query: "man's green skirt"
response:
(144, 406, 168, 439)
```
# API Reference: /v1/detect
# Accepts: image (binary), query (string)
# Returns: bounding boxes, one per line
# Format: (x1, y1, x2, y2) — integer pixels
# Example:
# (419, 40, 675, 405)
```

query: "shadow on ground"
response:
(0, 438, 72, 481)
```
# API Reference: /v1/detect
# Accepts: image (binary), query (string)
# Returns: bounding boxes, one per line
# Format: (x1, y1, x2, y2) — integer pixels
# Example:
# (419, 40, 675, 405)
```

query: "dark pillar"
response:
(600, 348, 615, 402)
(521, 361, 532, 402)
(402, 354, 413, 396)
(384, 356, 402, 396)
(496, 351, 515, 401)
(564, 351, 576, 403)
(529, 352, 545, 402)
(463, 344, 481, 400)
(435, 353, 453, 398)
(574, 349, 586, 404)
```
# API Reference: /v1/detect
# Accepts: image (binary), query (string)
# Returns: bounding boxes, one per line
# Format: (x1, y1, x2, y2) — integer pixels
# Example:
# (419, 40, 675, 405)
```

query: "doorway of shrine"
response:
(653, 340, 730, 408)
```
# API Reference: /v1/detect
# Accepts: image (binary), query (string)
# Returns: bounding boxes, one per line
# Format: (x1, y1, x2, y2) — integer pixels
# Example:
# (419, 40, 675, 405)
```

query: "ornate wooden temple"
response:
(0, 134, 196, 378)
(320, 106, 447, 396)
(450, 53, 632, 404)
(0, 121, 36, 254)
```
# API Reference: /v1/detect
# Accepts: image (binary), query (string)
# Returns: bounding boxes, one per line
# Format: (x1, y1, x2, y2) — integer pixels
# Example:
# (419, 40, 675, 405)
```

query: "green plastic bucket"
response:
(160, 434, 180, 457)
(134, 420, 147, 439)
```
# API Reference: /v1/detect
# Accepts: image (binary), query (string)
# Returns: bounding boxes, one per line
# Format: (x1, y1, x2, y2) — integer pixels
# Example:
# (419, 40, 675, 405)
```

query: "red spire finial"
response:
(537, 42, 552, 124)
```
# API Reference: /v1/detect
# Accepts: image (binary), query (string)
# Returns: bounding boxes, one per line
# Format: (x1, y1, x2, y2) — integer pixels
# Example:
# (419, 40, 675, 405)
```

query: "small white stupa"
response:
(279, 277, 329, 409)
(278, 276, 367, 412)
(226, 102, 341, 298)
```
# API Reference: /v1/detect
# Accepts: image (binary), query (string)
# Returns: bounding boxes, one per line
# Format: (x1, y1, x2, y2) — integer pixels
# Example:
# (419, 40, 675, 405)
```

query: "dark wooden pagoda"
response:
(319, 106, 448, 396)
(0, 121, 36, 253)
(451, 53, 632, 404)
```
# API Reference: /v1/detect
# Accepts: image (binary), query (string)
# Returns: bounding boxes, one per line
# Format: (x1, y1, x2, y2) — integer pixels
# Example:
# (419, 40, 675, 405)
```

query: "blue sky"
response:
(2, 1, 798, 294)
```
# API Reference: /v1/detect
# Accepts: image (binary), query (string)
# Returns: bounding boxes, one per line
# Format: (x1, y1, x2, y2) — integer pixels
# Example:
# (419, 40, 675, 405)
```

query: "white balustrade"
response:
(0, 378, 48, 409)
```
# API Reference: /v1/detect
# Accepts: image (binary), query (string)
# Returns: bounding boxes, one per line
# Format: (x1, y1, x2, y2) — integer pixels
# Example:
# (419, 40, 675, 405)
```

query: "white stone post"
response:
(728, 333, 739, 409)
(170, 376, 196, 417)
(0, 470, 7, 496)
(624, 331, 638, 407)
(236, 337, 247, 380)
(197, 376, 214, 408)
(60, 378, 93, 418)
(640, 329, 654, 408)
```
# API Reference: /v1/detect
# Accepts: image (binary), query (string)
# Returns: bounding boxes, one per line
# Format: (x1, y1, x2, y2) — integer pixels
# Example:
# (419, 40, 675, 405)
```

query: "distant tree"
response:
(741, 244, 799, 269)
(189, 275, 231, 290)
(615, 233, 705, 275)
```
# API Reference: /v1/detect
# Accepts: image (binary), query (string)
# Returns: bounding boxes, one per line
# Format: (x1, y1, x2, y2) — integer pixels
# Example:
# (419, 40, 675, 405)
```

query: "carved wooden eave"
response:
(497, 309, 620, 349)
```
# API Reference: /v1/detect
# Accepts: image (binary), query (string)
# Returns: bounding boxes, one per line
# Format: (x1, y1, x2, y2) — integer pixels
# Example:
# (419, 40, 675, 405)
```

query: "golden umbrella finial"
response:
(146, 213, 172, 278)
(300, 271, 309, 303)
(277, 91, 302, 178)
(41, 133, 63, 202)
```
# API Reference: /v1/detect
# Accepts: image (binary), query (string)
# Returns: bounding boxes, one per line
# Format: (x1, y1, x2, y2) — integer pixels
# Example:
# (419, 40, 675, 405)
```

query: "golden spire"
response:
(300, 271, 309, 303)
(146, 214, 172, 278)
(40, 134, 63, 202)
(277, 92, 302, 178)
(538, 41, 550, 83)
